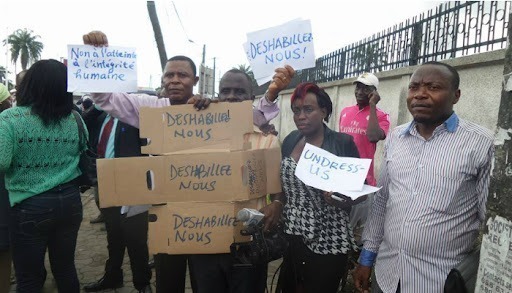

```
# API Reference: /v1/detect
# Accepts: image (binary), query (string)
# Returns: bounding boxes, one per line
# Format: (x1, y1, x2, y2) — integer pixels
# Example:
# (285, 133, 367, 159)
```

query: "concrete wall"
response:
(264, 49, 505, 176)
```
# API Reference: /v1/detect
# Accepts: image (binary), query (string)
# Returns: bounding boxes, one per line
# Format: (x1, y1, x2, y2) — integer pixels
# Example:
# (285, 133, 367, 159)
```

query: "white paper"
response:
(255, 74, 273, 86)
(332, 185, 381, 201)
(244, 19, 316, 84)
(67, 44, 138, 93)
(475, 216, 512, 293)
(294, 143, 371, 193)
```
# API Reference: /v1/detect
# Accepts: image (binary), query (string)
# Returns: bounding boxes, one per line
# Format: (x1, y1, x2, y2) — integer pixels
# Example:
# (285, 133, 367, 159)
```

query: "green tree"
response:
(4, 29, 44, 70)
(233, 64, 257, 86)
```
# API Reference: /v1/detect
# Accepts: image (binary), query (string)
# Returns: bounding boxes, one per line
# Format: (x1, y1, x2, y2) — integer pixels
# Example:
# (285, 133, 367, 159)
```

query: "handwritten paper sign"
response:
(67, 44, 138, 92)
(295, 143, 371, 194)
(475, 216, 512, 293)
(244, 19, 316, 85)
(140, 100, 254, 154)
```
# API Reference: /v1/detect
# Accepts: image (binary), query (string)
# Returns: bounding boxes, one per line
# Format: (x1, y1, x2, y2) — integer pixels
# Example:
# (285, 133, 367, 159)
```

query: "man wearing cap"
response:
(338, 73, 390, 239)
(339, 72, 390, 187)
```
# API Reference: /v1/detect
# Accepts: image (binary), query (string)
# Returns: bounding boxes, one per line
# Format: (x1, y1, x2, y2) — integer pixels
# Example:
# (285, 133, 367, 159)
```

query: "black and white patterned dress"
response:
(281, 157, 358, 255)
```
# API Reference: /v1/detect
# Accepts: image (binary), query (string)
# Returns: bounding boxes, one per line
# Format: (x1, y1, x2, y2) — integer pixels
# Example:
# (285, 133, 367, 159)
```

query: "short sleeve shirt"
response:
(338, 105, 390, 186)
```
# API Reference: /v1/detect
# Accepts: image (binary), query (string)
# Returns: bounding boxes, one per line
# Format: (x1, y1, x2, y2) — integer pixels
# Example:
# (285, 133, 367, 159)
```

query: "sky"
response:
(1, 0, 443, 91)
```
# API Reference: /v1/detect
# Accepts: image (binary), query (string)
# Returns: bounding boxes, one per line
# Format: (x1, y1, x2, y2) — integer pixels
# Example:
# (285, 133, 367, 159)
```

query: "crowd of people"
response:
(0, 29, 494, 293)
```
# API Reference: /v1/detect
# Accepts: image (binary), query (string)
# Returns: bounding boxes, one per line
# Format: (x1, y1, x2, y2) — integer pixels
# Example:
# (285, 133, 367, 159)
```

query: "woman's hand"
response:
(260, 200, 284, 231)
(323, 191, 367, 209)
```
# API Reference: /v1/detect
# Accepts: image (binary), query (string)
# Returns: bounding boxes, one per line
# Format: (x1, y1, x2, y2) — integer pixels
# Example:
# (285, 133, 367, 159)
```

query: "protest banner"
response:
(96, 147, 281, 207)
(148, 197, 266, 254)
(294, 143, 372, 196)
(67, 44, 137, 92)
(244, 19, 315, 85)
(139, 100, 254, 154)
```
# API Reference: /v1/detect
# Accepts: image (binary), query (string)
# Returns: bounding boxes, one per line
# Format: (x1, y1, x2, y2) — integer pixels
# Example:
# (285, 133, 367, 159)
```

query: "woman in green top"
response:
(0, 59, 86, 292)
(0, 83, 13, 293)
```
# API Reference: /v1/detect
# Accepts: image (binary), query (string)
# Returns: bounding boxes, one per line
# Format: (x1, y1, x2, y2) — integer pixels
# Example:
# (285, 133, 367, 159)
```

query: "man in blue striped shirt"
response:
(353, 61, 494, 293)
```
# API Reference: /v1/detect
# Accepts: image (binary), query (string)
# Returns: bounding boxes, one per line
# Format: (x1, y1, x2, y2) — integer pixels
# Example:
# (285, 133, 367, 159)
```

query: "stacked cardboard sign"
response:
(97, 100, 282, 254)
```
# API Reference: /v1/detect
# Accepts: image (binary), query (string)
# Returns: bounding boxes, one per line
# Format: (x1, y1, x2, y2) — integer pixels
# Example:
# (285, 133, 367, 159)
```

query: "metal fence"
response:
(256, 1, 510, 94)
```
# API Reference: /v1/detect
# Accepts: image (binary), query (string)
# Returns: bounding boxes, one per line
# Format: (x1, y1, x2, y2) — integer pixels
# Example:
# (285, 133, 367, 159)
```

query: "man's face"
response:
(218, 72, 252, 102)
(162, 60, 199, 104)
(354, 82, 373, 106)
(407, 64, 460, 125)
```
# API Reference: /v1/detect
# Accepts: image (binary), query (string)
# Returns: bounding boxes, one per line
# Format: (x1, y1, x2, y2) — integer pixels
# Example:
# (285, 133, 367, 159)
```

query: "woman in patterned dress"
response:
(277, 82, 366, 293)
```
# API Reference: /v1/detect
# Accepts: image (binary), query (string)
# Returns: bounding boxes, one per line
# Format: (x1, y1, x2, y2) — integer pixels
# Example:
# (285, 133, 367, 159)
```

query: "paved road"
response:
(8, 191, 283, 293)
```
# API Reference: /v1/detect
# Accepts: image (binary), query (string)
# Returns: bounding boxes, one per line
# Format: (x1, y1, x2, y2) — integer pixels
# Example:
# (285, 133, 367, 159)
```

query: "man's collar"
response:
(401, 112, 459, 136)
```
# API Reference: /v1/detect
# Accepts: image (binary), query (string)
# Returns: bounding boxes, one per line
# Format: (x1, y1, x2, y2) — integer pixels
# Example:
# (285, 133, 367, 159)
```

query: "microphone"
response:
(237, 208, 264, 226)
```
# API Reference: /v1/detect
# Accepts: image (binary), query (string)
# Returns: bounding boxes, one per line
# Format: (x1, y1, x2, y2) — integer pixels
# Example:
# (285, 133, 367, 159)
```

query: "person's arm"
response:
(254, 65, 295, 127)
(254, 98, 279, 128)
(360, 142, 390, 257)
(90, 92, 167, 129)
(366, 90, 387, 142)
(260, 192, 285, 231)
(0, 116, 13, 172)
(353, 137, 392, 292)
(476, 143, 494, 223)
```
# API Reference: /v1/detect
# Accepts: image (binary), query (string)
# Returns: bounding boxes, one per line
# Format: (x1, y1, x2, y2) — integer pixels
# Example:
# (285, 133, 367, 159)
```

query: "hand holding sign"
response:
(68, 30, 138, 93)
(266, 65, 295, 102)
(83, 31, 109, 47)
(67, 44, 138, 93)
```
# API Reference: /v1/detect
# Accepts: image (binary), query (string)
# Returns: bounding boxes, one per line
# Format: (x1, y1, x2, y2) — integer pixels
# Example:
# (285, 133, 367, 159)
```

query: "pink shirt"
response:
(90, 93, 279, 129)
(338, 105, 390, 186)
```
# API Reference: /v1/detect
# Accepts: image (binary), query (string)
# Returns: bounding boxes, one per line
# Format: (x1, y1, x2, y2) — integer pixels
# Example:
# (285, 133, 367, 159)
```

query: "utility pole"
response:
(474, 8, 512, 293)
(147, 1, 167, 71)
(212, 57, 216, 97)
(4, 26, 9, 87)
(201, 44, 206, 96)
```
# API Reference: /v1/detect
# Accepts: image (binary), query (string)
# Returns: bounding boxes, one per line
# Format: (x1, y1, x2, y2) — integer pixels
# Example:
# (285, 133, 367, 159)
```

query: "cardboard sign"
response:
(244, 19, 316, 85)
(148, 197, 266, 254)
(97, 148, 282, 207)
(67, 44, 138, 92)
(139, 101, 254, 154)
(295, 143, 371, 192)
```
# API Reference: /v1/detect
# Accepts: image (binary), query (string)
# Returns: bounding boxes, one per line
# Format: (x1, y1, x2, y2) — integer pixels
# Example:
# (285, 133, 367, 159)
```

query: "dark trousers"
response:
(101, 206, 151, 290)
(154, 254, 197, 293)
(188, 254, 268, 293)
(0, 174, 9, 250)
(9, 184, 83, 293)
(277, 235, 348, 293)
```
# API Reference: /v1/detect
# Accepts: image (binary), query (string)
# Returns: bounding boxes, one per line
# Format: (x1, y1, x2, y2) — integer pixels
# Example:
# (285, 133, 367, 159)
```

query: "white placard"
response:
(67, 44, 138, 93)
(475, 216, 512, 293)
(244, 19, 316, 85)
(294, 143, 371, 193)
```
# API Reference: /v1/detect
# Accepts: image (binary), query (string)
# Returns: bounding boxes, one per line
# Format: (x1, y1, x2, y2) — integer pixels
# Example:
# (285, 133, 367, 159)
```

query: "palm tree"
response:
(4, 29, 44, 70)
(233, 64, 257, 86)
